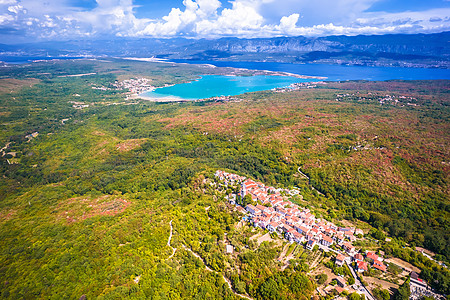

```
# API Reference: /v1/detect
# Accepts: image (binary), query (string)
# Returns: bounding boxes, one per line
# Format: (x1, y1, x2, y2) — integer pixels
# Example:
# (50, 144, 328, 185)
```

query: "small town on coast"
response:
(214, 170, 446, 300)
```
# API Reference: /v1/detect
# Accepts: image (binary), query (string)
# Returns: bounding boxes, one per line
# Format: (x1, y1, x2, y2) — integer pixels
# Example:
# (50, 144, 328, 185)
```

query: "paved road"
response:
(346, 260, 375, 300)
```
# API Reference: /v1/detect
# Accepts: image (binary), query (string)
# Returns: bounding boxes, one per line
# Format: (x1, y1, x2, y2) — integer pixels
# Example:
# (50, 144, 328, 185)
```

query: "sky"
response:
(0, 0, 449, 43)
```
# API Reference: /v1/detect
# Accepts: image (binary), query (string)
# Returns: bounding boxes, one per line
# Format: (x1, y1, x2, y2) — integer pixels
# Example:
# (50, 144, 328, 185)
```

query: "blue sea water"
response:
(142, 75, 313, 100)
(171, 60, 450, 81)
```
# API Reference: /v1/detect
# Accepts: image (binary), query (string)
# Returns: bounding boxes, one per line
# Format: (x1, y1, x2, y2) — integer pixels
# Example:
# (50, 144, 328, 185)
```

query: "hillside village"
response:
(214, 170, 445, 300)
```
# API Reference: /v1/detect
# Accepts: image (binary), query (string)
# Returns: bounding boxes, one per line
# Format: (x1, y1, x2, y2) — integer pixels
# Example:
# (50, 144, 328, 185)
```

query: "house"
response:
(373, 261, 387, 272)
(353, 253, 364, 262)
(333, 286, 346, 295)
(241, 179, 259, 198)
(267, 222, 280, 233)
(357, 261, 368, 272)
(294, 225, 309, 235)
(246, 204, 258, 215)
(336, 277, 346, 288)
(285, 231, 294, 243)
(306, 239, 316, 250)
(355, 229, 364, 236)
(345, 232, 356, 242)
(306, 232, 315, 241)
(293, 231, 306, 244)
(334, 234, 345, 245)
(324, 228, 335, 236)
(321, 235, 333, 247)
(256, 204, 269, 214)
(335, 254, 346, 266)
(366, 251, 379, 263)
(343, 242, 355, 254)
(254, 216, 271, 229)
(226, 245, 234, 254)
(235, 206, 247, 214)
(276, 207, 287, 215)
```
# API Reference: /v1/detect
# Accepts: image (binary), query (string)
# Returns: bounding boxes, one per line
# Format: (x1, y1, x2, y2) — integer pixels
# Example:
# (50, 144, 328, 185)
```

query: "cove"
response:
(140, 75, 315, 101)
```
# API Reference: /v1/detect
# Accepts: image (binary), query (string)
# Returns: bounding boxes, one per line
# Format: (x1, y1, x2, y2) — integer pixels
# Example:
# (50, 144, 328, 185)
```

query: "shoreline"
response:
(129, 93, 193, 102)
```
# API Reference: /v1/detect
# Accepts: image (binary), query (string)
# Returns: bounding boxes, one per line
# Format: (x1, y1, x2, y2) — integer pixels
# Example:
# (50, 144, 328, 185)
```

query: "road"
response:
(167, 220, 177, 259)
(297, 167, 325, 196)
(297, 167, 309, 179)
(346, 260, 375, 300)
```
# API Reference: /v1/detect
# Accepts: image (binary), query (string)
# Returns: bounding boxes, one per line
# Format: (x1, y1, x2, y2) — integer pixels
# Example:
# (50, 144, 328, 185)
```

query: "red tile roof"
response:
(357, 261, 368, 271)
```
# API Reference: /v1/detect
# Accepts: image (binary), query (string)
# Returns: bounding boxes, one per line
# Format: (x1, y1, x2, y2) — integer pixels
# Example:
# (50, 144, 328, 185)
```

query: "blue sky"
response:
(0, 0, 449, 43)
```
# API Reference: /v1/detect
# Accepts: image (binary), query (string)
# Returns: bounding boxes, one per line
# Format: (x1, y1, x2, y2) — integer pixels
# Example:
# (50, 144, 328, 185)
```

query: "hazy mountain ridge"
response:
(0, 32, 449, 67)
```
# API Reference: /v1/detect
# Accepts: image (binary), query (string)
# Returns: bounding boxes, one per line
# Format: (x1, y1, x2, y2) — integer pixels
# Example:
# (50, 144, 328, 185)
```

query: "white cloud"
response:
(0, 0, 449, 41)
(0, 13, 14, 24)
(7, 4, 25, 14)
(0, 0, 16, 4)
(278, 13, 300, 35)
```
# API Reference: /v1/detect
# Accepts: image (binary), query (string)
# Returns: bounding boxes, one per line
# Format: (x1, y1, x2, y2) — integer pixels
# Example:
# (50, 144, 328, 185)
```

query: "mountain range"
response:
(1, 31, 449, 68)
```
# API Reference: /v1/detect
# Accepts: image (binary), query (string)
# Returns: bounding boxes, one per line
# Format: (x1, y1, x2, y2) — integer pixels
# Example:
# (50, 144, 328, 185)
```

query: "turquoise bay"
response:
(141, 75, 314, 100)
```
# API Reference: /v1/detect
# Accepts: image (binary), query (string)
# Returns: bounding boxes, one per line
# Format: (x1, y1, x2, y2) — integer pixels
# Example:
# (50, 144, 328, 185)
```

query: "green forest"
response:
(0, 59, 448, 299)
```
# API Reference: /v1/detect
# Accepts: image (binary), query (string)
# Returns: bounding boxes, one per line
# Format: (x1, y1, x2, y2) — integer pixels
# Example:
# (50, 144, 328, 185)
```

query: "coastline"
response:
(129, 93, 193, 102)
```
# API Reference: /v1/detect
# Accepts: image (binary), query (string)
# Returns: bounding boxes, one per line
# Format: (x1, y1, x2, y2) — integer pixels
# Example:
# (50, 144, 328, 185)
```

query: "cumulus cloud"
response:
(0, 0, 17, 4)
(0, 0, 449, 42)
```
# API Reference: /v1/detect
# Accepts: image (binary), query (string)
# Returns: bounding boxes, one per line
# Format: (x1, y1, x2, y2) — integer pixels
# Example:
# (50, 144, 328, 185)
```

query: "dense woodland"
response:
(0, 59, 448, 299)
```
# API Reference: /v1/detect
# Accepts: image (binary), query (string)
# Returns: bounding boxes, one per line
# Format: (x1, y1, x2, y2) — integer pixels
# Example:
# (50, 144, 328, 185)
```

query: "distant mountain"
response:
(1, 32, 449, 68)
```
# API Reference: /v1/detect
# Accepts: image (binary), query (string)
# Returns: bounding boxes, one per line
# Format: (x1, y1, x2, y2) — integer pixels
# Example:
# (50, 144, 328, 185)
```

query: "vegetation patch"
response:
(115, 138, 147, 152)
(55, 195, 130, 223)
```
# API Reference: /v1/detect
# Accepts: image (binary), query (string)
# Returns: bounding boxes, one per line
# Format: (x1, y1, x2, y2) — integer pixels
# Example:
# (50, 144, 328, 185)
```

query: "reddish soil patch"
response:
(56, 195, 130, 223)
(0, 209, 17, 222)
(0, 78, 40, 93)
(415, 247, 436, 257)
(92, 131, 106, 136)
(116, 138, 147, 152)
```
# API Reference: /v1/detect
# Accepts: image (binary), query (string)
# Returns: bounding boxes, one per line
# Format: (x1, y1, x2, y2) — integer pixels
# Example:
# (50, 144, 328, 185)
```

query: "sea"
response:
(2, 56, 449, 100)
(171, 60, 450, 81)
(141, 75, 313, 100)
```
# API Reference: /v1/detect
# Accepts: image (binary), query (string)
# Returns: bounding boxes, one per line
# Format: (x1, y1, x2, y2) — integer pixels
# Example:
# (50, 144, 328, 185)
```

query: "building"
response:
(353, 253, 364, 262)
(321, 235, 334, 247)
(366, 251, 379, 263)
(373, 261, 387, 272)
(357, 261, 368, 272)
(335, 254, 346, 266)
(306, 239, 316, 250)
(336, 277, 346, 288)
(343, 242, 356, 254)
(245, 204, 258, 215)
(267, 222, 280, 233)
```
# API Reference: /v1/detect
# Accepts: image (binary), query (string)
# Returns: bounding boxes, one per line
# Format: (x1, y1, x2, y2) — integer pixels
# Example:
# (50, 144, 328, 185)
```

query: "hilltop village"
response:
(214, 170, 445, 300)
(215, 170, 375, 263)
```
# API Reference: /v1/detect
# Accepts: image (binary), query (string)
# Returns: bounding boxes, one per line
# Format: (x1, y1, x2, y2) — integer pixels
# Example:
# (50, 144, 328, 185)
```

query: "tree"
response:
(242, 194, 253, 206)
(257, 277, 280, 300)
(316, 273, 328, 285)
(348, 292, 362, 300)
(373, 288, 390, 300)
(394, 278, 410, 300)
